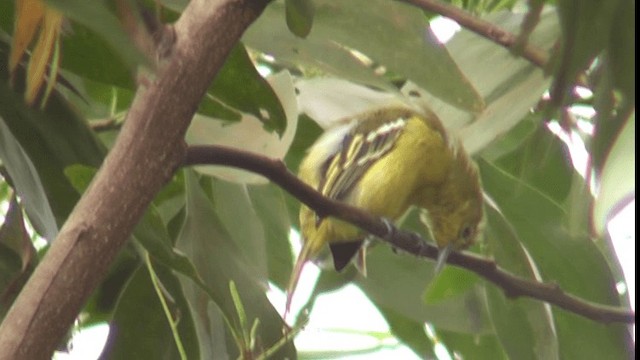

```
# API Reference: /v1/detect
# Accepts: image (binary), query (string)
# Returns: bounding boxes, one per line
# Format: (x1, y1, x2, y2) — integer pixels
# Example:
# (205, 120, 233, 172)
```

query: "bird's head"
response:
(421, 143, 485, 272)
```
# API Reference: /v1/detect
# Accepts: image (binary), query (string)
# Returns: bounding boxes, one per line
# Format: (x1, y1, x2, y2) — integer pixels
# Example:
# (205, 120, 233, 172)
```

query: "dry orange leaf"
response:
(8, 0, 44, 74)
(9, 0, 63, 106)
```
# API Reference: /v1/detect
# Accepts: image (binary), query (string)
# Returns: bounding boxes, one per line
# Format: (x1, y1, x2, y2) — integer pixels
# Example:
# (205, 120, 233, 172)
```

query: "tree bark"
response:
(0, 1, 270, 358)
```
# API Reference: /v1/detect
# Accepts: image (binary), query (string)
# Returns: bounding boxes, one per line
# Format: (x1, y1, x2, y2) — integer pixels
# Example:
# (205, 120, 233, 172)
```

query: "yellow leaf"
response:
(9, 0, 45, 74)
(25, 8, 63, 105)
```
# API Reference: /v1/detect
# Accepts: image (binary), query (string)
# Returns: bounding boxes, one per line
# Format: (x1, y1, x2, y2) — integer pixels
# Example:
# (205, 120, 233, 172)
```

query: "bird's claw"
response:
(381, 217, 395, 241)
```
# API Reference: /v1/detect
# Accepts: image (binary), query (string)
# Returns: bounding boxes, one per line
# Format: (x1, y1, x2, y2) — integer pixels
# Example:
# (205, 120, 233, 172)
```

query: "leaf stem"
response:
(145, 252, 188, 360)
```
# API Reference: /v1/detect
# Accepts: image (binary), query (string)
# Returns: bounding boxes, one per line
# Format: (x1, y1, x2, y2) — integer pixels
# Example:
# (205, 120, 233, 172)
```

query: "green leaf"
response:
(80, 247, 140, 326)
(356, 245, 491, 334)
(0, 196, 37, 319)
(102, 265, 199, 359)
(60, 22, 135, 89)
(0, 243, 28, 321)
(188, 71, 298, 184)
(134, 204, 207, 287)
(285, 0, 315, 38)
(378, 305, 435, 359)
(246, 0, 482, 112)
(607, 0, 635, 109)
(0, 2, 14, 34)
(0, 195, 35, 269)
(204, 43, 287, 135)
(0, 40, 106, 230)
(590, 62, 628, 174)
(284, 113, 323, 173)
(592, 113, 635, 235)
(491, 122, 574, 205)
(211, 179, 269, 282)
(0, 118, 58, 240)
(312, 0, 481, 111)
(485, 287, 545, 360)
(483, 204, 559, 359)
(552, 0, 621, 105)
(175, 169, 296, 358)
(439, 329, 507, 360)
(45, 0, 146, 72)
(64, 164, 285, 354)
(64, 164, 208, 324)
(479, 115, 538, 162)
(479, 159, 634, 359)
(247, 183, 294, 291)
(63, 164, 96, 194)
(414, 9, 558, 154)
(423, 266, 479, 304)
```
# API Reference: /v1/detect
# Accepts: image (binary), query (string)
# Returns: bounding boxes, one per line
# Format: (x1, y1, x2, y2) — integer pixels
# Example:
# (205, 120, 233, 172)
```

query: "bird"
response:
(285, 106, 484, 315)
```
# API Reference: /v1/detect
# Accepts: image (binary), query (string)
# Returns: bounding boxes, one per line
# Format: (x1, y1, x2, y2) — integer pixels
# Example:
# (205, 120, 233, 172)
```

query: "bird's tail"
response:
(285, 241, 313, 319)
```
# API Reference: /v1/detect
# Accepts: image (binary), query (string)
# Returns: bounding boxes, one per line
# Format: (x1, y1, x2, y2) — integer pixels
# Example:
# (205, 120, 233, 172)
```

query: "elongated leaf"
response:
(9, 0, 45, 73)
(439, 329, 507, 360)
(204, 43, 287, 135)
(295, 77, 403, 129)
(417, 9, 558, 154)
(175, 169, 296, 358)
(357, 245, 491, 334)
(479, 159, 633, 359)
(65, 165, 293, 357)
(211, 179, 268, 282)
(24, 7, 62, 105)
(483, 204, 559, 360)
(187, 71, 298, 184)
(60, 22, 134, 89)
(102, 265, 199, 359)
(377, 305, 435, 359)
(423, 265, 480, 305)
(607, 0, 635, 109)
(0, 195, 37, 319)
(0, 118, 58, 240)
(553, 0, 621, 105)
(0, 195, 36, 271)
(284, 114, 323, 176)
(245, 0, 482, 112)
(0, 41, 106, 230)
(592, 113, 635, 235)
(492, 122, 574, 205)
(45, 0, 145, 70)
(248, 183, 294, 291)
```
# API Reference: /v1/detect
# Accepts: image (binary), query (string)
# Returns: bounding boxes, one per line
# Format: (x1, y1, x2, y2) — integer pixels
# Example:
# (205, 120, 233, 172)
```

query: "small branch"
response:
(400, 0, 550, 68)
(90, 117, 123, 132)
(184, 145, 635, 325)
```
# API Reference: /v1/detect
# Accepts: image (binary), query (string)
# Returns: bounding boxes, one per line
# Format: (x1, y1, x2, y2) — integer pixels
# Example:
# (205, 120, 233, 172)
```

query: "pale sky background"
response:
(41, 16, 635, 360)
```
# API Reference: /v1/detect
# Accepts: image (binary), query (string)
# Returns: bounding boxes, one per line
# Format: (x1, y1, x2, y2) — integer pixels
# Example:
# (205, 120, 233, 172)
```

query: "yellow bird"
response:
(286, 106, 484, 314)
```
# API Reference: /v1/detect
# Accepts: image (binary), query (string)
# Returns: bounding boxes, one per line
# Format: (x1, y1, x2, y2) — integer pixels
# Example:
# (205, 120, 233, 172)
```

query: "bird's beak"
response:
(434, 243, 454, 275)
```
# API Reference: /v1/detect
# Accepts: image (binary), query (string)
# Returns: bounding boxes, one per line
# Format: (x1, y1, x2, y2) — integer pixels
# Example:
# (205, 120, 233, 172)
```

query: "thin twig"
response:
(90, 118, 123, 132)
(184, 145, 635, 324)
(400, 0, 550, 68)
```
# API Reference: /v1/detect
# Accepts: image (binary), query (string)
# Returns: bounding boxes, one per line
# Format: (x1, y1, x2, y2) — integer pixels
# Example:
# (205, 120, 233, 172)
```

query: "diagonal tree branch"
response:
(184, 144, 635, 325)
(0, 1, 271, 359)
(400, 0, 550, 68)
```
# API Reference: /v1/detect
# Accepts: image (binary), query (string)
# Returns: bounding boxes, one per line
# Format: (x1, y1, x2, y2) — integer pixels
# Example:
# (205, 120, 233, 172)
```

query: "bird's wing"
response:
(318, 118, 406, 201)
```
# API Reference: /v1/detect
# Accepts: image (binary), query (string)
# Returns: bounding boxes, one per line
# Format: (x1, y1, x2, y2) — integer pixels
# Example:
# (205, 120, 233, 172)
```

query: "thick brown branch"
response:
(400, 0, 550, 68)
(0, 1, 271, 359)
(184, 145, 635, 324)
